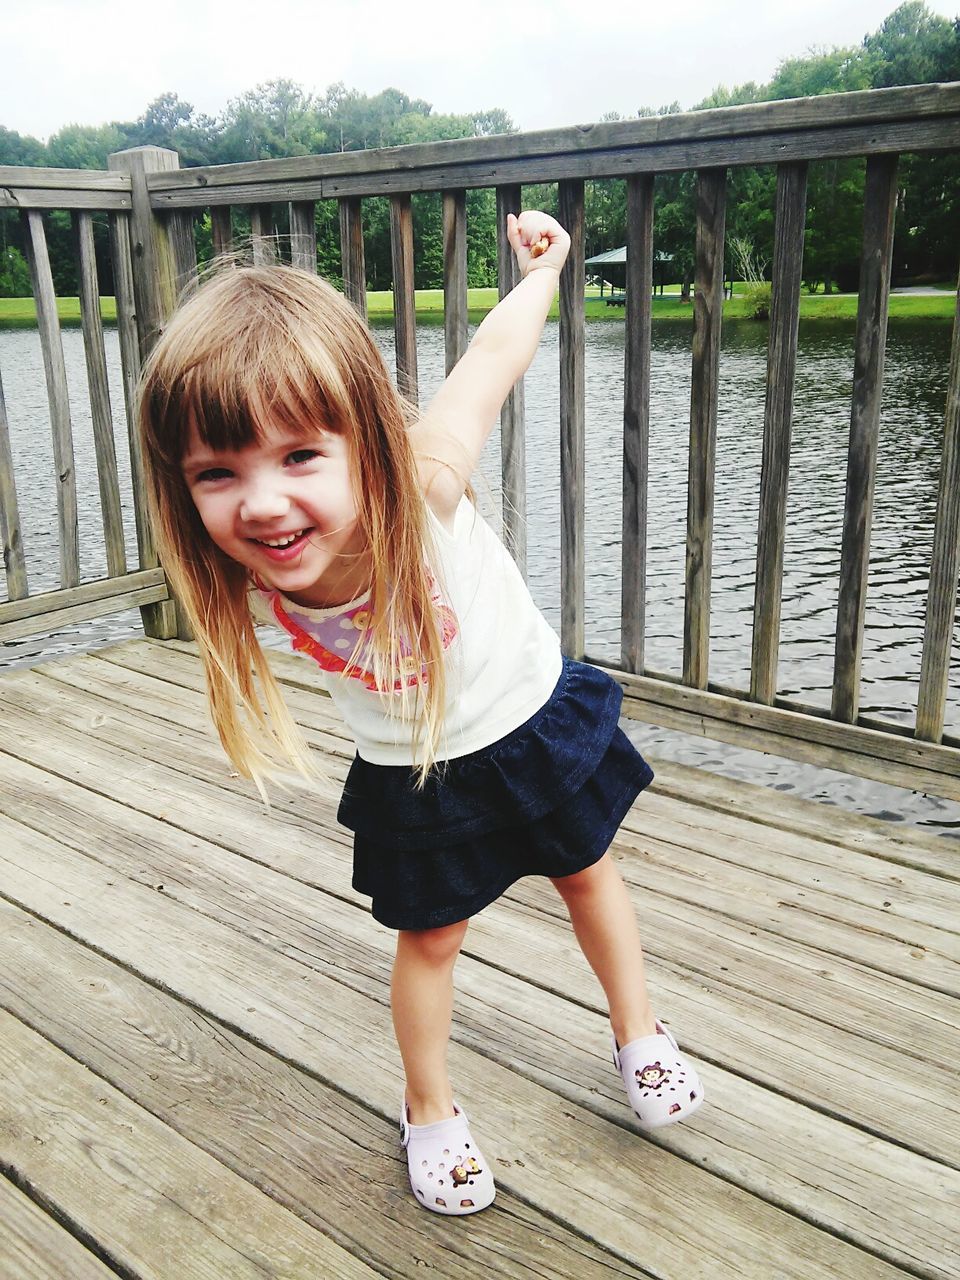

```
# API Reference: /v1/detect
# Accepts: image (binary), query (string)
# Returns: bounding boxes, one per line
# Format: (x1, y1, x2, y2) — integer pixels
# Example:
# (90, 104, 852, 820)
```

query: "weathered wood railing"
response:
(2, 84, 959, 799)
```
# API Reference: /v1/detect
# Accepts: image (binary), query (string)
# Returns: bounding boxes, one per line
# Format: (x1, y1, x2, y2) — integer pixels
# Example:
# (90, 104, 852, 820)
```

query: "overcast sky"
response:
(2, 0, 951, 143)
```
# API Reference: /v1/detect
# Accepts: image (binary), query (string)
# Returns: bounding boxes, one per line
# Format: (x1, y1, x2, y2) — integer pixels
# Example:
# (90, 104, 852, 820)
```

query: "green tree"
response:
(46, 123, 124, 169)
(0, 245, 31, 297)
(218, 79, 325, 161)
(863, 2, 960, 85)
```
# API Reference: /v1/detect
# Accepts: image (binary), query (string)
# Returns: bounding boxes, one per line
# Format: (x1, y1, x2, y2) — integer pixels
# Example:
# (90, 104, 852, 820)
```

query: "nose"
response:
(239, 475, 290, 524)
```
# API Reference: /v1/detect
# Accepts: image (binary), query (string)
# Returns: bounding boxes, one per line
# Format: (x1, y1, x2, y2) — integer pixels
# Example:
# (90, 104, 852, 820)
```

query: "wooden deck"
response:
(1, 638, 957, 1280)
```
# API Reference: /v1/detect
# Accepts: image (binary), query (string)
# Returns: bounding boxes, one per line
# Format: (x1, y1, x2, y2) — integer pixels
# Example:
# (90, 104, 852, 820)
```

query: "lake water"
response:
(2, 317, 958, 835)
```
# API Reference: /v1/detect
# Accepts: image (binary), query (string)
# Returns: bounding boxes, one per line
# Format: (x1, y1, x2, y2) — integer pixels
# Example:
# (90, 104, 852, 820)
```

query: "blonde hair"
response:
(138, 262, 448, 794)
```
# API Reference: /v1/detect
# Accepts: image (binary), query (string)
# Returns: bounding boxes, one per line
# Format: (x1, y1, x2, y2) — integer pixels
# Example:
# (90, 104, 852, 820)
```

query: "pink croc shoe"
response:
(399, 1100, 496, 1215)
(613, 1020, 705, 1129)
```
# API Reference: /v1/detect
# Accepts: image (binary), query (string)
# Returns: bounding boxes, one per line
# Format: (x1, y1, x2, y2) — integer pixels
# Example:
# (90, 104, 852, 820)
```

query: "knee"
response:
(551, 853, 609, 901)
(399, 919, 468, 967)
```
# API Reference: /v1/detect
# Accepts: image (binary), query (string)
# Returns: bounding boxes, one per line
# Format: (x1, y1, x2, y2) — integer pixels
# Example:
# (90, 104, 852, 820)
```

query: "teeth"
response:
(260, 530, 304, 548)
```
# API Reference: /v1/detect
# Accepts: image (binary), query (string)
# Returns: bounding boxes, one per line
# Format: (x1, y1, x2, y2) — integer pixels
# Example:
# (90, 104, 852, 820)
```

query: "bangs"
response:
(182, 354, 348, 457)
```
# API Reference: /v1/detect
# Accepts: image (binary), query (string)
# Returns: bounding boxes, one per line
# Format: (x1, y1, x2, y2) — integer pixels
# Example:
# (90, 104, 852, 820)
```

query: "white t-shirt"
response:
(249, 496, 562, 764)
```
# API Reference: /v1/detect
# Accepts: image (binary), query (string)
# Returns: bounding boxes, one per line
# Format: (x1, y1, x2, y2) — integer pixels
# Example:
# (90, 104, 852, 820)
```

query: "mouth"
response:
(250, 528, 314, 560)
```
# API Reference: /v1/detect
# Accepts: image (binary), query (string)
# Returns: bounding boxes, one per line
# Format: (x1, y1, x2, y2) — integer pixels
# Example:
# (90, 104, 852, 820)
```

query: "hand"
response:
(507, 211, 571, 279)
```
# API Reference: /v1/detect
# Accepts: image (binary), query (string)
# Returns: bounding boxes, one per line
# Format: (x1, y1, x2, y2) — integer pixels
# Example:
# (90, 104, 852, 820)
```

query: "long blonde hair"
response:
(138, 262, 448, 794)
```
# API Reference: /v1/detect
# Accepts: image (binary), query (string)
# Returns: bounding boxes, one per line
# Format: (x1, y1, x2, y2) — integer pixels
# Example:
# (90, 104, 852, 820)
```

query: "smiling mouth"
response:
(251, 528, 313, 554)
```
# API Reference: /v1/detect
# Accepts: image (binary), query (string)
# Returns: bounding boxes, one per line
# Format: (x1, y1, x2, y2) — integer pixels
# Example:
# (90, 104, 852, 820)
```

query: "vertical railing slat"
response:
(250, 205, 273, 265)
(750, 161, 808, 704)
(916, 278, 960, 742)
(339, 197, 366, 318)
(832, 153, 899, 723)
(108, 211, 144, 517)
(496, 184, 526, 576)
(442, 190, 468, 376)
(621, 173, 654, 674)
(289, 201, 317, 272)
(0, 365, 28, 600)
(167, 210, 198, 297)
(683, 168, 727, 689)
(390, 193, 418, 405)
(211, 206, 233, 258)
(74, 211, 126, 578)
(22, 208, 80, 589)
(559, 179, 586, 660)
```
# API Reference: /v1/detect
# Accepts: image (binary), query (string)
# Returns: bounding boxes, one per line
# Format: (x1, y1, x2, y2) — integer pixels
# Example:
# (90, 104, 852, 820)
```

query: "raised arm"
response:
(411, 210, 570, 523)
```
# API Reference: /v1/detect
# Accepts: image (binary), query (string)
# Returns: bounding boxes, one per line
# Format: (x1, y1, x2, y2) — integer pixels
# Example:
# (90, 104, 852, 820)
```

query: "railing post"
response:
(107, 145, 185, 639)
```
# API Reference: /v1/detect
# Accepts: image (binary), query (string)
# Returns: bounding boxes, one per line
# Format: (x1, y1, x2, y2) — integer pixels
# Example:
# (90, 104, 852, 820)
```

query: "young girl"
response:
(139, 210, 705, 1217)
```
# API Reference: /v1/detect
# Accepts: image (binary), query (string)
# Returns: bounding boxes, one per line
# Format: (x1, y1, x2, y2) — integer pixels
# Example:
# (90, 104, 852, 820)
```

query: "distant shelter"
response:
(584, 246, 676, 303)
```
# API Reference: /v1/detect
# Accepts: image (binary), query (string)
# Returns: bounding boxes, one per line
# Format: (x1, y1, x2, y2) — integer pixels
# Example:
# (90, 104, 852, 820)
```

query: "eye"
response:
(286, 448, 321, 465)
(195, 467, 233, 483)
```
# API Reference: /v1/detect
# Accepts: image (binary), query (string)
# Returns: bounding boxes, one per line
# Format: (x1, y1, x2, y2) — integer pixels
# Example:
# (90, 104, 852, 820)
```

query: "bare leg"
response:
(391, 919, 469, 1125)
(551, 852, 658, 1046)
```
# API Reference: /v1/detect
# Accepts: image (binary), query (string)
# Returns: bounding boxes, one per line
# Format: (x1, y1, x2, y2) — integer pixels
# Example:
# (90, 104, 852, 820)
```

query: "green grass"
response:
(0, 287, 954, 330)
(0, 297, 118, 328)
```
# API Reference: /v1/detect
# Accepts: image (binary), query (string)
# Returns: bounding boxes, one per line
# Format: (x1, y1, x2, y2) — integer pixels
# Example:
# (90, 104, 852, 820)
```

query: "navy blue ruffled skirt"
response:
(337, 657, 654, 930)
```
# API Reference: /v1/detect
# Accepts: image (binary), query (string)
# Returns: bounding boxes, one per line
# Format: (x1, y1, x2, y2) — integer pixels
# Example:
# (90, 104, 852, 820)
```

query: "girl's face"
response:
(181, 423, 369, 607)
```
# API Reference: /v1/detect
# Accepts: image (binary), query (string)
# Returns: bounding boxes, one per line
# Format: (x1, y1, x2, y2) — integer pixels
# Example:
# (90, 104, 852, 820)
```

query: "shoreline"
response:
(0, 289, 955, 330)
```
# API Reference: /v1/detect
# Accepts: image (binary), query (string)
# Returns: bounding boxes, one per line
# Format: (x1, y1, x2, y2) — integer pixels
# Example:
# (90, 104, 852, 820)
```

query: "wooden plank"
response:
(389, 193, 418, 404)
(1, 1173, 119, 1280)
(0, 722, 918, 1278)
(145, 84, 960, 194)
(684, 169, 727, 689)
(496, 185, 526, 576)
(832, 155, 899, 724)
(289, 199, 317, 272)
(621, 174, 654, 673)
(0, 899, 641, 1279)
(21, 209, 79, 590)
(750, 162, 808, 704)
(0, 1012, 376, 1279)
(250, 204, 273, 264)
(0, 568, 166, 626)
(338, 197, 366, 318)
(210, 205, 233, 258)
(0, 189, 130, 211)
(0, 584, 169, 644)
(0, 164, 130, 190)
(0, 364, 28, 601)
(644, 756, 960, 879)
(916, 279, 960, 742)
(147, 117, 960, 207)
(2, 755, 955, 1279)
(74, 211, 126, 579)
(558, 179, 586, 659)
(167, 208, 198, 296)
(624, 792, 960, 940)
(442, 189, 468, 375)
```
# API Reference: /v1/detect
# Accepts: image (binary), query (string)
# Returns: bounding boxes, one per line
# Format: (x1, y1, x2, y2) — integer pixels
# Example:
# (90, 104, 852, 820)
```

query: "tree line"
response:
(1, 2, 958, 301)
